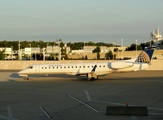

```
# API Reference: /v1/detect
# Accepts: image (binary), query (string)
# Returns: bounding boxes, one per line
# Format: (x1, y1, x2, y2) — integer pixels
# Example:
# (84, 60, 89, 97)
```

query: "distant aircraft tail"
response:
(135, 48, 154, 63)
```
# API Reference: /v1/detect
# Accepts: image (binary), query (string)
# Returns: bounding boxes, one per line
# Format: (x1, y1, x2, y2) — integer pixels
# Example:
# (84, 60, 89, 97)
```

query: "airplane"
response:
(18, 47, 154, 80)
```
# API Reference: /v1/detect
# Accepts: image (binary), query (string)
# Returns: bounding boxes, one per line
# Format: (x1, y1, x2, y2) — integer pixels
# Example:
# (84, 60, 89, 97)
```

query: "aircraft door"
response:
(35, 65, 40, 74)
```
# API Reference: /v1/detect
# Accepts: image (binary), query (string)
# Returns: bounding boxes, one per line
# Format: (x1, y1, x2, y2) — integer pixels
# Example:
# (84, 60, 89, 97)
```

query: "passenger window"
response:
(76, 66, 77, 68)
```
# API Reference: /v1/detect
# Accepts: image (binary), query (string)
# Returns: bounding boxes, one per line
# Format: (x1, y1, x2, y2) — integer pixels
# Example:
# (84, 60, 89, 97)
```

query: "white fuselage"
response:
(18, 61, 150, 78)
(18, 48, 154, 80)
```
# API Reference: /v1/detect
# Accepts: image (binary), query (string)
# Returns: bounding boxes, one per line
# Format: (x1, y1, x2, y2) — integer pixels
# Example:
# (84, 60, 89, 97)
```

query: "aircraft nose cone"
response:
(18, 70, 24, 74)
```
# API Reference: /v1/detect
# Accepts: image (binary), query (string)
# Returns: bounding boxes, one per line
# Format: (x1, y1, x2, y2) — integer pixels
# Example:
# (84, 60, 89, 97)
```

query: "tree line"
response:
(0, 40, 148, 51)
(0, 40, 148, 60)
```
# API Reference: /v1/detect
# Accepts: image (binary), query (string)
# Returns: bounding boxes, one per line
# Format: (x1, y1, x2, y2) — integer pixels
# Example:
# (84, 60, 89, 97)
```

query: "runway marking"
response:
(69, 95, 99, 112)
(7, 105, 13, 119)
(85, 91, 92, 101)
(84, 90, 163, 115)
(148, 107, 163, 111)
(85, 91, 124, 105)
(148, 113, 163, 115)
(0, 116, 10, 120)
(131, 116, 137, 120)
(40, 106, 52, 119)
(92, 100, 127, 106)
(0, 105, 19, 120)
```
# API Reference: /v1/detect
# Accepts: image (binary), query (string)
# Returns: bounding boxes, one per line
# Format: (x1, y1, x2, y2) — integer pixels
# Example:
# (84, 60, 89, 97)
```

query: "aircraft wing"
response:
(75, 65, 97, 76)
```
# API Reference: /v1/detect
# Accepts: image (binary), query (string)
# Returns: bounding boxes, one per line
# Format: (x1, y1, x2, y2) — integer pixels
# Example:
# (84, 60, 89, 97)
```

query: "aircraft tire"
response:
(91, 77, 95, 81)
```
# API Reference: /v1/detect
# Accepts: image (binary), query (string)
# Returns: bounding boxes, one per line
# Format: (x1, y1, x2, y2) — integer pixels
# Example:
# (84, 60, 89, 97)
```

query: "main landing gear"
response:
(87, 73, 98, 81)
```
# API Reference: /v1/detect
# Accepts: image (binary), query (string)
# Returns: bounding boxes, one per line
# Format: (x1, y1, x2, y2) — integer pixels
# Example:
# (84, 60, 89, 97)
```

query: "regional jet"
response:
(18, 47, 154, 80)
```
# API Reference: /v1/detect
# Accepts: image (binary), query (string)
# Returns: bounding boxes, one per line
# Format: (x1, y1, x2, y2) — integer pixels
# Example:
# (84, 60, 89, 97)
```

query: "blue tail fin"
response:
(135, 48, 154, 63)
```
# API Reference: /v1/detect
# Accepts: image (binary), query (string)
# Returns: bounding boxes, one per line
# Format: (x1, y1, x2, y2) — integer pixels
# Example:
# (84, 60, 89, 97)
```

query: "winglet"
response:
(135, 48, 154, 63)
(91, 65, 97, 72)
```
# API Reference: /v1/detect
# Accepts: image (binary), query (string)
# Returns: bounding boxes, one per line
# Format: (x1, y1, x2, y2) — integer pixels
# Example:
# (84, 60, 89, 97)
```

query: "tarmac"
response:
(0, 70, 163, 120)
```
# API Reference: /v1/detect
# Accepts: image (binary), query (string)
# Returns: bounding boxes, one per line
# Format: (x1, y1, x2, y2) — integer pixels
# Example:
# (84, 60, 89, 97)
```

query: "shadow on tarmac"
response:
(8, 70, 163, 82)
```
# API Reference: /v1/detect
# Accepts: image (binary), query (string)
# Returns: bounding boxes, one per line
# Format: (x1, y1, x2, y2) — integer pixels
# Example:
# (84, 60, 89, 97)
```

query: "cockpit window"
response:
(28, 66, 33, 69)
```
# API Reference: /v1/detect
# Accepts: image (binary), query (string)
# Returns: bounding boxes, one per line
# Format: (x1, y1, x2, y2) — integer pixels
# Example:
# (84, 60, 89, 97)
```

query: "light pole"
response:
(43, 48, 45, 61)
(29, 44, 31, 60)
(56, 39, 62, 60)
(56, 39, 62, 47)
(44, 42, 49, 61)
(38, 45, 40, 53)
(136, 39, 138, 57)
(18, 41, 21, 60)
(35, 45, 39, 61)
(47, 42, 48, 48)
(11, 46, 13, 60)
(35, 47, 36, 61)
(84, 42, 85, 60)
(121, 39, 123, 60)
(38, 45, 40, 60)
(112, 42, 114, 60)
(114, 42, 116, 59)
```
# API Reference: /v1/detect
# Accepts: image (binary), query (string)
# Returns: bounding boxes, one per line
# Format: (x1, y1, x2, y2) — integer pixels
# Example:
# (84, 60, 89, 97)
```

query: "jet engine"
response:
(110, 61, 133, 69)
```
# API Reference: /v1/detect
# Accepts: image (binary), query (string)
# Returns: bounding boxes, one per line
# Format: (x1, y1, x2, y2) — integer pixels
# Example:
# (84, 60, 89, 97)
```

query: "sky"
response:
(0, 0, 163, 46)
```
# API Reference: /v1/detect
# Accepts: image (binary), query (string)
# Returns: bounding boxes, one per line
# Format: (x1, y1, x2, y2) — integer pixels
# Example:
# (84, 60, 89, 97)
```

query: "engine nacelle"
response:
(110, 61, 133, 69)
